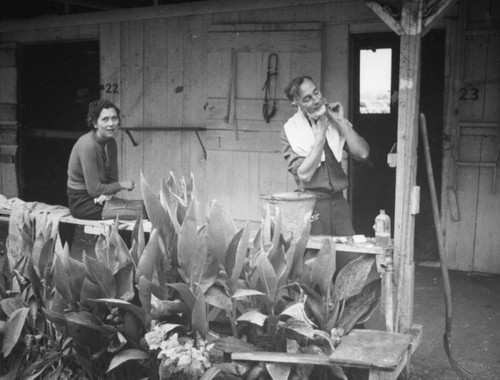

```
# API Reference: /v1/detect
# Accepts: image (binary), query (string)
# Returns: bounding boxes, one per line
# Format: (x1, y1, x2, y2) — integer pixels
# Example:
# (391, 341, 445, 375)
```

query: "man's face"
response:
(94, 107, 120, 140)
(294, 78, 325, 115)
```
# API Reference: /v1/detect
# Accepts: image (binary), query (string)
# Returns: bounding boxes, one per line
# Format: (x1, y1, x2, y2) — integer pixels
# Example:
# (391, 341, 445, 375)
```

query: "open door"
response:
(18, 41, 100, 206)
(350, 30, 445, 257)
(350, 33, 400, 236)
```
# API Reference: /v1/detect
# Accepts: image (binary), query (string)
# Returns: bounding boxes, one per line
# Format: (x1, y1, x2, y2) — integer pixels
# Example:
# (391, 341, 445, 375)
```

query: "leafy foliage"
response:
(0, 172, 382, 380)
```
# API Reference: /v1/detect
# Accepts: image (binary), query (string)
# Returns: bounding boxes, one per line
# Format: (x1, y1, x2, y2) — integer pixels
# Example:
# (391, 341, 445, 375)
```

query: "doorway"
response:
(350, 30, 445, 260)
(18, 40, 100, 206)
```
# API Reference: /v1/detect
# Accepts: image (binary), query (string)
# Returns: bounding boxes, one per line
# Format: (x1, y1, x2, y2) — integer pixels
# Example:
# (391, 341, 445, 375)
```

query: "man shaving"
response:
(281, 76, 370, 237)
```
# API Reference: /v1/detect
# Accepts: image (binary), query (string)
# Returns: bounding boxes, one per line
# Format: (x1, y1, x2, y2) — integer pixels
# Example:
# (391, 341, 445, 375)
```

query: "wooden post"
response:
(393, 0, 423, 334)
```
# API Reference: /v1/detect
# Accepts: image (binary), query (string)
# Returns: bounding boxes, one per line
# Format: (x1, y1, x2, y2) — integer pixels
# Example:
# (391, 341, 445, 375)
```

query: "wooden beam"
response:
(423, 0, 458, 32)
(51, 0, 121, 10)
(364, 1, 405, 35)
(0, 0, 338, 33)
(393, 0, 424, 337)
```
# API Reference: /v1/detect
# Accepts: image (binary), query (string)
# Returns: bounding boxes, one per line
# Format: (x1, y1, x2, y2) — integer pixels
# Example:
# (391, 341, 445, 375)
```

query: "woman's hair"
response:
(284, 75, 314, 101)
(86, 99, 120, 129)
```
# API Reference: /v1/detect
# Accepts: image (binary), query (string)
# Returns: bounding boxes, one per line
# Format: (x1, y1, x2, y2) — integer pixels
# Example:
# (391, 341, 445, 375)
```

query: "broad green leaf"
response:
(302, 284, 326, 329)
(67, 256, 87, 302)
(86, 298, 147, 326)
(38, 238, 54, 282)
(178, 199, 219, 292)
(42, 307, 67, 333)
(106, 348, 149, 373)
(160, 175, 181, 233)
(136, 229, 160, 282)
(80, 277, 106, 305)
(109, 222, 132, 271)
(95, 234, 118, 274)
(280, 301, 316, 327)
(204, 286, 232, 312)
(310, 238, 336, 297)
(132, 213, 145, 261)
(284, 318, 314, 339)
(231, 288, 266, 299)
(138, 276, 153, 314)
(224, 227, 244, 279)
(236, 309, 267, 327)
(115, 262, 135, 301)
(200, 367, 221, 380)
(142, 172, 171, 246)
(3, 307, 29, 357)
(192, 290, 208, 339)
(31, 232, 47, 279)
(206, 200, 237, 266)
(269, 245, 287, 286)
(227, 223, 250, 281)
(166, 282, 196, 312)
(150, 297, 188, 319)
(47, 289, 68, 314)
(336, 279, 381, 333)
(53, 256, 73, 307)
(266, 363, 291, 380)
(256, 253, 278, 300)
(288, 213, 312, 281)
(129, 240, 139, 267)
(261, 205, 272, 246)
(0, 297, 25, 317)
(83, 253, 117, 299)
(334, 255, 375, 301)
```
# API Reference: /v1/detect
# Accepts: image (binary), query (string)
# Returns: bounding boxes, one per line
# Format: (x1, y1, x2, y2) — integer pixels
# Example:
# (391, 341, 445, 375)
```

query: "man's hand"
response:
(327, 102, 345, 123)
(311, 117, 327, 142)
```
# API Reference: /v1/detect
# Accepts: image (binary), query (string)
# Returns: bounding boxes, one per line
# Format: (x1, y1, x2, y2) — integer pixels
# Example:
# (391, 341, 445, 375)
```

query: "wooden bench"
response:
(232, 325, 422, 380)
(0, 208, 152, 235)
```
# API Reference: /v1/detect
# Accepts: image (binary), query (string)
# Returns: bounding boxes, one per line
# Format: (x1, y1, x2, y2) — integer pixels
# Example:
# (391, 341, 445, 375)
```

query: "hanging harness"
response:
(262, 53, 278, 123)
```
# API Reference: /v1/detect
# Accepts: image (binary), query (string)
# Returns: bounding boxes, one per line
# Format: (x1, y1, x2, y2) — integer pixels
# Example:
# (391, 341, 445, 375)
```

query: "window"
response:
(359, 48, 392, 114)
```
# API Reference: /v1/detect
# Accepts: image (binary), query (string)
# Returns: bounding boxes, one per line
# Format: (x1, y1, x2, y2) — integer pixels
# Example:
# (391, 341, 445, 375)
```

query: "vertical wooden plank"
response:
(164, 17, 184, 181)
(460, 35, 488, 121)
(441, 18, 460, 235)
(206, 150, 232, 209)
(323, 24, 348, 110)
(143, 18, 169, 190)
(120, 20, 144, 198)
(99, 22, 122, 180)
(445, 135, 480, 271)
(472, 134, 500, 273)
(181, 15, 210, 212)
(258, 152, 289, 196)
(484, 35, 500, 122)
(394, 0, 423, 334)
(249, 151, 260, 221)
(231, 151, 250, 221)
(237, 52, 263, 99)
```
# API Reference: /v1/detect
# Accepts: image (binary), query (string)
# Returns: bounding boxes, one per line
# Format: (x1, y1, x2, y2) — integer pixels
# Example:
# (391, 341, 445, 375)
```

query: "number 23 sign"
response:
(459, 86, 479, 102)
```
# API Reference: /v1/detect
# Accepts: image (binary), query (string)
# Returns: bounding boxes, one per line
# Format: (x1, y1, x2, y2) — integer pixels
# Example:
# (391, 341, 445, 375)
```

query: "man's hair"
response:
(284, 75, 314, 101)
(86, 99, 120, 129)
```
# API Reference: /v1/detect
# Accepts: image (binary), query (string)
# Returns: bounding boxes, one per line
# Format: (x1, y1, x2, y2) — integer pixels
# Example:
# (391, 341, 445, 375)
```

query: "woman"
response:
(67, 99, 135, 220)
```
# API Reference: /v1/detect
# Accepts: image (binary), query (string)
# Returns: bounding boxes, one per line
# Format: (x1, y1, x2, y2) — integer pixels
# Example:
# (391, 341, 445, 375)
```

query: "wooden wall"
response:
(2, 0, 499, 273)
(442, 0, 500, 273)
(0, 0, 380, 224)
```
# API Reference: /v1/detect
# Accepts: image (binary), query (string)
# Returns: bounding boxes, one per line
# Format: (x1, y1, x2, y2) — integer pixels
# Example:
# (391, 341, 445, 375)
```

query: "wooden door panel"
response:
(205, 23, 323, 223)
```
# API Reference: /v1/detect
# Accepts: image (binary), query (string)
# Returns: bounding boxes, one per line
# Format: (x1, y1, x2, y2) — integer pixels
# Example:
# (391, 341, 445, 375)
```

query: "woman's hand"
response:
(120, 180, 136, 191)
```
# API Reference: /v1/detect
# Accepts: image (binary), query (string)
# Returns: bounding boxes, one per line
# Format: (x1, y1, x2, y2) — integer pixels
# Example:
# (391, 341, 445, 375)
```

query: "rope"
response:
(262, 53, 278, 123)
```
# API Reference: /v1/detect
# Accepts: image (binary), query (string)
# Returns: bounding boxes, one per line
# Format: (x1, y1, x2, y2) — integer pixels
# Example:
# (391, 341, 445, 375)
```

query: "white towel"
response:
(284, 109, 346, 162)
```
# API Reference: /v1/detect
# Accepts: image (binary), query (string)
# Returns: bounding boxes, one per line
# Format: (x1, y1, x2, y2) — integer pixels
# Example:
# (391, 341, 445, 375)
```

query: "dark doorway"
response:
(18, 40, 100, 205)
(350, 30, 445, 253)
